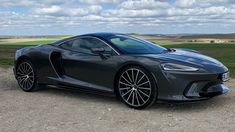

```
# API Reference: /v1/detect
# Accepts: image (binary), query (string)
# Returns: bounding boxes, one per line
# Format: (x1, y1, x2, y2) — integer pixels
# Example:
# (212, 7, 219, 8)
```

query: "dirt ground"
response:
(0, 67, 234, 132)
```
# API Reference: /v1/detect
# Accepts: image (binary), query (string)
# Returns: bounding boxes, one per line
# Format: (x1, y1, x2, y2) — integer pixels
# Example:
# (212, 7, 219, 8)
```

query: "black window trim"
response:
(58, 36, 120, 55)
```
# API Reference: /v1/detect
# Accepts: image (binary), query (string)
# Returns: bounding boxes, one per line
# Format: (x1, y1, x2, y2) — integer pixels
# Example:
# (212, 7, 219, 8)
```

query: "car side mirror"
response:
(91, 48, 109, 59)
(91, 47, 105, 54)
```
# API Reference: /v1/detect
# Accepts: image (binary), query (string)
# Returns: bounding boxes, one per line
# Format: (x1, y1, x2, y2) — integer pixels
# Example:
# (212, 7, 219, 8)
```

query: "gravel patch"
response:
(0, 67, 234, 132)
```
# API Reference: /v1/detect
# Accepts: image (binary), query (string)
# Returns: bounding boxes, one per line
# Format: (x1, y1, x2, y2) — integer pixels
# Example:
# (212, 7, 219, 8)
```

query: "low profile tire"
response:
(117, 66, 157, 109)
(16, 60, 38, 92)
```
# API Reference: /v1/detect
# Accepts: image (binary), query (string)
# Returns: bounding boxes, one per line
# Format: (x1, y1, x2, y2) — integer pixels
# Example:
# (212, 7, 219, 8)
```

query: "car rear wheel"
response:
(117, 66, 157, 109)
(16, 60, 38, 92)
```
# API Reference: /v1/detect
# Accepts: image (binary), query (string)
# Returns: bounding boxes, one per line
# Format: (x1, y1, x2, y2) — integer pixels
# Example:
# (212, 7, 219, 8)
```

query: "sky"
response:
(0, 0, 235, 35)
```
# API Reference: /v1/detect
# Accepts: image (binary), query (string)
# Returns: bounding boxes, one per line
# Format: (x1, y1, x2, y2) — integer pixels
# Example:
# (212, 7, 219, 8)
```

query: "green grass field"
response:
(0, 41, 234, 77)
(0, 40, 56, 46)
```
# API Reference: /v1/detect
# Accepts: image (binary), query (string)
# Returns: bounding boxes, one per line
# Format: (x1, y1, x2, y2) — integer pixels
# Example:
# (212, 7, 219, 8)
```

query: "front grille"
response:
(184, 81, 208, 98)
(184, 81, 221, 98)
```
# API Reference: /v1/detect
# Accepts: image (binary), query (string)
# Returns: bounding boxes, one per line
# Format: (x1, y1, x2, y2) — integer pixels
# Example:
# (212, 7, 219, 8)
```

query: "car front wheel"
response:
(117, 66, 157, 109)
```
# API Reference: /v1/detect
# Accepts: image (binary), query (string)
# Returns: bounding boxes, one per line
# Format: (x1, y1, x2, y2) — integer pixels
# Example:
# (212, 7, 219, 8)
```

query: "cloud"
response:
(34, 5, 62, 14)
(120, 0, 170, 9)
(102, 9, 167, 18)
(34, 5, 102, 16)
(175, 0, 196, 8)
(79, 0, 121, 4)
(0, 0, 235, 35)
(0, 0, 68, 7)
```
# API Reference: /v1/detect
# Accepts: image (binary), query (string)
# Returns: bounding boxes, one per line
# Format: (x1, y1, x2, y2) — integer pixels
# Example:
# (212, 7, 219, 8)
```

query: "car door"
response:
(59, 36, 119, 90)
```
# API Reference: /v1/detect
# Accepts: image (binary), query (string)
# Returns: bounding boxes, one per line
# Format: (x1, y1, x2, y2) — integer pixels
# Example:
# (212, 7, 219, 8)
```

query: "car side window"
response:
(60, 37, 115, 55)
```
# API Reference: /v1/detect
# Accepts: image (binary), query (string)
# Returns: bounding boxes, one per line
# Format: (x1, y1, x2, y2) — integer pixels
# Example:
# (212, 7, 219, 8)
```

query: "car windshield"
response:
(108, 35, 166, 54)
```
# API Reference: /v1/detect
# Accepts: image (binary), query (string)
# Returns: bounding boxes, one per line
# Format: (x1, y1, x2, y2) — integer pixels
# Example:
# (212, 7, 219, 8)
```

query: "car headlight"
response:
(161, 63, 199, 71)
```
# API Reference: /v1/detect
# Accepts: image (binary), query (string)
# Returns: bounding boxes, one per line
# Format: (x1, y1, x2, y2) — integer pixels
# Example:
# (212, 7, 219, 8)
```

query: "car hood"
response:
(140, 48, 228, 73)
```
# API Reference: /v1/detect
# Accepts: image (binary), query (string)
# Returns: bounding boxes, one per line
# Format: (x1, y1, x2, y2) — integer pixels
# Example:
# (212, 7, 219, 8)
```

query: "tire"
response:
(116, 66, 157, 109)
(16, 60, 39, 92)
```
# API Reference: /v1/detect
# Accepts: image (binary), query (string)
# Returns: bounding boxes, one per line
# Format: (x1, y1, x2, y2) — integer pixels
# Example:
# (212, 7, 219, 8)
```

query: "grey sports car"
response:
(14, 33, 230, 109)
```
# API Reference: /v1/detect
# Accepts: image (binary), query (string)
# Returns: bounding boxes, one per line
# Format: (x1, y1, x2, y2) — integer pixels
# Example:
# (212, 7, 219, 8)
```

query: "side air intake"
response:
(49, 51, 64, 77)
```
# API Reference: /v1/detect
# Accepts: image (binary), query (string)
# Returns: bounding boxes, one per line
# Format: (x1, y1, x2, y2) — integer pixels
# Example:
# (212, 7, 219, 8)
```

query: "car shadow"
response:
(36, 86, 229, 112)
(38, 86, 120, 104)
(150, 98, 223, 112)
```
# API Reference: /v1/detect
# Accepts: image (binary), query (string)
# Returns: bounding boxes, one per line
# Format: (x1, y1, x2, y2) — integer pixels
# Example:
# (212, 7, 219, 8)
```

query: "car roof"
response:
(51, 32, 125, 45)
(80, 32, 125, 38)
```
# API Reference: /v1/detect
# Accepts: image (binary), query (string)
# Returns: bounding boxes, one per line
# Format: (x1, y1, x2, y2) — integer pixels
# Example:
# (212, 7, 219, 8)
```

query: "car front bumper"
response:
(184, 83, 229, 99)
(155, 70, 230, 102)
